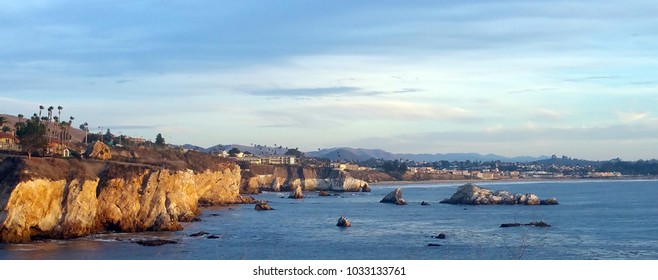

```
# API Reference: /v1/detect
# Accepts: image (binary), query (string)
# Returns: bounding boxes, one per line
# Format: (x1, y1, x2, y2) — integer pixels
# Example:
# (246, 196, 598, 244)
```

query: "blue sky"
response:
(2, 0, 658, 160)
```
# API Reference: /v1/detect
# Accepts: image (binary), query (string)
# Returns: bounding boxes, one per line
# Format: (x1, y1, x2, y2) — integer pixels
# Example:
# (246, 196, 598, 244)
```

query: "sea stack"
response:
(380, 187, 407, 205)
(288, 186, 304, 199)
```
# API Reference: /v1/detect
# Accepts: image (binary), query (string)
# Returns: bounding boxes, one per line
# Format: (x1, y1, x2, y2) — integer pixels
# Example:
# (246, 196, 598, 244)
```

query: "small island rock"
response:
(254, 200, 274, 211)
(336, 216, 351, 227)
(440, 183, 558, 205)
(380, 187, 407, 205)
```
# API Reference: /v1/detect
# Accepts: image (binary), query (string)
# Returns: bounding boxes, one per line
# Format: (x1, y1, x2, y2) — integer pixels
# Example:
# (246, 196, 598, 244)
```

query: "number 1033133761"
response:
(346, 266, 406, 276)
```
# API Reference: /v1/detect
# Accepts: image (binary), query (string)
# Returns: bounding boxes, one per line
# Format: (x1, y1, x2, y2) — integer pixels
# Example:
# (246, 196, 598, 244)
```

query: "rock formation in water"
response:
(0, 154, 246, 243)
(380, 188, 407, 205)
(336, 216, 351, 227)
(288, 186, 304, 199)
(254, 200, 273, 211)
(241, 166, 369, 194)
(500, 221, 551, 228)
(440, 183, 559, 205)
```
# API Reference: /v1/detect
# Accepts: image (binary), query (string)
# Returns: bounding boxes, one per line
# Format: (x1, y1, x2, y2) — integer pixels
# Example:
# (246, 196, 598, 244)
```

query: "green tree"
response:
(16, 116, 47, 158)
(155, 133, 166, 147)
(284, 148, 304, 158)
(228, 147, 241, 157)
(0, 116, 7, 127)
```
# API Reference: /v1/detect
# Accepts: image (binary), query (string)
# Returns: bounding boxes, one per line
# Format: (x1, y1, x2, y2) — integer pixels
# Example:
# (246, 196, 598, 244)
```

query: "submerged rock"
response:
(189, 231, 210, 237)
(318, 190, 331, 197)
(288, 186, 304, 199)
(500, 221, 551, 228)
(420, 201, 431, 206)
(134, 239, 178, 246)
(440, 183, 558, 205)
(435, 233, 446, 239)
(380, 188, 407, 205)
(336, 216, 351, 227)
(427, 243, 442, 247)
(361, 184, 372, 192)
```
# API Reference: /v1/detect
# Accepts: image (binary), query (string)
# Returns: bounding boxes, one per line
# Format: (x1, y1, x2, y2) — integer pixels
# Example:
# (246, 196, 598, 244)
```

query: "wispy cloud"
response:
(507, 88, 557, 95)
(616, 111, 649, 123)
(244, 86, 375, 98)
(564, 76, 621, 82)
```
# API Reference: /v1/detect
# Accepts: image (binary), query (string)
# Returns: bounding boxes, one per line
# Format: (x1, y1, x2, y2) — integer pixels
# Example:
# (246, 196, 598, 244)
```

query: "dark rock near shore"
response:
(134, 239, 178, 246)
(420, 201, 431, 206)
(254, 200, 274, 211)
(336, 216, 351, 227)
(318, 190, 331, 197)
(361, 184, 371, 192)
(380, 188, 407, 205)
(207, 234, 222, 239)
(189, 231, 210, 237)
(192, 217, 202, 222)
(435, 233, 446, 239)
(440, 183, 558, 205)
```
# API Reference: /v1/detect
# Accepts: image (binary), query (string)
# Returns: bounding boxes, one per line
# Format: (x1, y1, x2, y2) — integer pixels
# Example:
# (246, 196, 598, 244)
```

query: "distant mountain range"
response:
(182, 144, 548, 163)
(306, 147, 549, 162)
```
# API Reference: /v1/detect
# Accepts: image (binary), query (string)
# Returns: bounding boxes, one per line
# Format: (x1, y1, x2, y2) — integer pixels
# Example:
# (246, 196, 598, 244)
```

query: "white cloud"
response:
(616, 111, 649, 123)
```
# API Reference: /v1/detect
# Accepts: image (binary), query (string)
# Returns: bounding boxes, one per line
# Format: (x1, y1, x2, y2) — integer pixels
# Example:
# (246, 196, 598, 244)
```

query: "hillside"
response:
(306, 147, 548, 163)
(0, 114, 86, 143)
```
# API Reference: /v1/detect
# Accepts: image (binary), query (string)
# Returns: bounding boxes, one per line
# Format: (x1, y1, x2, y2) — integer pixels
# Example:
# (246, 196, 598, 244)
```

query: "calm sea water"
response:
(1, 180, 657, 260)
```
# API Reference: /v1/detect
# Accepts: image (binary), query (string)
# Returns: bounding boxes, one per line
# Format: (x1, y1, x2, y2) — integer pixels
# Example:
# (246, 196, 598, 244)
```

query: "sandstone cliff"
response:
(241, 165, 369, 193)
(0, 154, 244, 243)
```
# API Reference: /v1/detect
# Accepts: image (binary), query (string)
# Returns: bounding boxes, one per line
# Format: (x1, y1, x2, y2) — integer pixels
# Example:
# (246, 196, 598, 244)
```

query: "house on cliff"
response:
(0, 132, 20, 151)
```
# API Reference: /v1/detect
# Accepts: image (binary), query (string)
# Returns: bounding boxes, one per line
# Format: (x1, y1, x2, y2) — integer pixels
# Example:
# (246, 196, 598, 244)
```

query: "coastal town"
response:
(2, 110, 651, 183)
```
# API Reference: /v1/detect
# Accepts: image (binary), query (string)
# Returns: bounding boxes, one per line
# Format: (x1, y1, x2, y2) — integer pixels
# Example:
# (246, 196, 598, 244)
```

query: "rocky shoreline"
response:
(0, 151, 371, 243)
(0, 155, 249, 243)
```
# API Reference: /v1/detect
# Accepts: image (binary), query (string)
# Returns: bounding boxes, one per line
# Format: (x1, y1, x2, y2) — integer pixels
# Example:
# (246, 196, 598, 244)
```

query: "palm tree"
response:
(79, 122, 89, 144)
(0, 116, 7, 127)
(39, 105, 44, 118)
(53, 116, 61, 140)
(66, 116, 74, 141)
(57, 106, 63, 121)
(17, 114, 24, 123)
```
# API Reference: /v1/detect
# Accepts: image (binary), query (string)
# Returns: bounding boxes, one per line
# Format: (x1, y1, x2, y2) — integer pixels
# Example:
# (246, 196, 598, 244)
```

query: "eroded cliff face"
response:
(241, 165, 369, 193)
(0, 156, 243, 243)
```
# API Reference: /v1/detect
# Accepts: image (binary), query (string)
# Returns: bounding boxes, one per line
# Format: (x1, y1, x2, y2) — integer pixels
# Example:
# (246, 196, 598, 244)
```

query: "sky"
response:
(2, 0, 658, 160)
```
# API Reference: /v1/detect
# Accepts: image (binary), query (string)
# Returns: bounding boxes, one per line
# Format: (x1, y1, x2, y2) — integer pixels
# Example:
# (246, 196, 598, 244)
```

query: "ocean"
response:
(1, 180, 657, 260)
